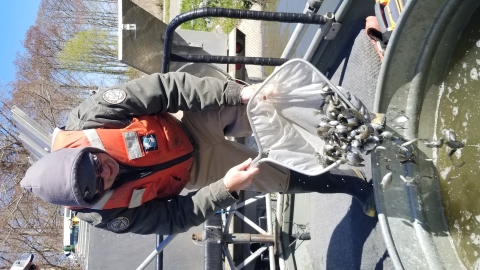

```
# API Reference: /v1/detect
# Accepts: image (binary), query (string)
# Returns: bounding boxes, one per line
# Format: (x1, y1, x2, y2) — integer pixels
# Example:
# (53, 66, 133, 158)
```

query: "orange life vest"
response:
(52, 114, 194, 210)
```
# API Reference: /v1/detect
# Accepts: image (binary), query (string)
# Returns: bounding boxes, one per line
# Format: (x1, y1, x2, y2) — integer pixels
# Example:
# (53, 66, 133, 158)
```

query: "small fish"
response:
(381, 172, 393, 189)
(346, 151, 365, 167)
(401, 138, 420, 147)
(395, 153, 417, 164)
(345, 117, 359, 127)
(393, 115, 410, 123)
(363, 136, 380, 151)
(393, 125, 407, 130)
(359, 106, 366, 117)
(318, 119, 332, 127)
(390, 136, 403, 144)
(442, 129, 457, 141)
(446, 140, 465, 150)
(425, 158, 434, 161)
(332, 93, 340, 105)
(447, 176, 458, 184)
(323, 102, 334, 115)
(400, 159, 417, 165)
(397, 145, 410, 154)
(317, 126, 331, 135)
(375, 146, 387, 151)
(355, 125, 373, 140)
(325, 155, 338, 163)
(400, 175, 414, 183)
(395, 154, 410, 163)
(351, 139, 362, 149)
(420, 138, 444, 148)
(349, 108, 366, 122)
(322, 84, 331, 92)
(386, 164, 392, 170)
(369, 123, 384, 132)
(335, 125, 352, 133)
(379, 131, 393, 140)
(323, 145, 335, 153)
(443, 129, 465, 149)
(324, 94, 332, 104)
(448, 149, 465, 168)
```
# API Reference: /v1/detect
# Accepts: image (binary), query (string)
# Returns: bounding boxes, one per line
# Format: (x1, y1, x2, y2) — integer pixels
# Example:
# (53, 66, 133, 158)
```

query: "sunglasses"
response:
(89, 154, 105, 200)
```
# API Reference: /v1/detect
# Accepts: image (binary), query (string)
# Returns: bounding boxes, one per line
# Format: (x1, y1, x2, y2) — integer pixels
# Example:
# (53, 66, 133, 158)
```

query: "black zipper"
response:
(111, 152, 193, 189)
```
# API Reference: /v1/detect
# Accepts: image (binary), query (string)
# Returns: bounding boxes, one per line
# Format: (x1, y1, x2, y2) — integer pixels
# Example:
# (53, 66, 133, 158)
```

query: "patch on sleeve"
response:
(102, 89, 127, 104)
(107, 216, 130, 232)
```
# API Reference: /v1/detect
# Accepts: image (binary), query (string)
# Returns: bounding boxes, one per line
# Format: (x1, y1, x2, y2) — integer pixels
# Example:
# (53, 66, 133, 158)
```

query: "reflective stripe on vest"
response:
(53, 114, 194, 210)
(91, 190, 114, 210)
(83, 129, 105, 150)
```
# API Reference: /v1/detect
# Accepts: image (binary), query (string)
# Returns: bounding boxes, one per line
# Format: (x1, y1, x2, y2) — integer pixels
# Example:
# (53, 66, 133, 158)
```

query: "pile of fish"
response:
(314, 89, 387, 167)
(314, 90, 466, 169)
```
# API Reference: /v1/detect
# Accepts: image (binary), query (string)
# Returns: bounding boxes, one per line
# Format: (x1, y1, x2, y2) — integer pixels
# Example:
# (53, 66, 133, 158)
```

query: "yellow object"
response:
(371, 113, 386, 126)
(377, 0, 404, 31)
(72, 215, 80, 225)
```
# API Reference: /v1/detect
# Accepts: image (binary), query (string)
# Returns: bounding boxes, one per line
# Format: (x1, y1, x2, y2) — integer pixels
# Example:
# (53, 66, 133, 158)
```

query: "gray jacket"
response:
(72, 72, 244, 235)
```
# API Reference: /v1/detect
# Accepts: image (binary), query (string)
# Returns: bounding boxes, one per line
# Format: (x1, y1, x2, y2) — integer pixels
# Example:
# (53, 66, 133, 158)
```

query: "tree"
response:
(58, 29, 129, 75)
(0, 96, 66, 269)
(0, 1, 138, 268)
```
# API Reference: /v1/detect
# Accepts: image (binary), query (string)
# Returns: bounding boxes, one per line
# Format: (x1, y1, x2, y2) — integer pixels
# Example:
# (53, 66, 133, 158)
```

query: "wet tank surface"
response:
(432, 7, 480, 267)
(373, 0, 480, 269)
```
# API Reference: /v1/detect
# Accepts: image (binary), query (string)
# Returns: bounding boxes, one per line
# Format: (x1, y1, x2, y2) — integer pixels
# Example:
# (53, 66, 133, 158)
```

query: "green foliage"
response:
(180, 0, 252, 34)
(165, 0, 171, 22)
(57, 29, 122, 74)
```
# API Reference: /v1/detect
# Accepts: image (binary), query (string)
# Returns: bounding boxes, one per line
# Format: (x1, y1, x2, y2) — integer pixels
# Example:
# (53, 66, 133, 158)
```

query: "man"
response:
(10, 254, 37, 270)
(21, 72, 375, 235)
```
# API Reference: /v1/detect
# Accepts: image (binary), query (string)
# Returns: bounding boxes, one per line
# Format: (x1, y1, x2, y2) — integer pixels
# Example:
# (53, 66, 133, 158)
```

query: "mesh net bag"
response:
(247, 59, 380, 175)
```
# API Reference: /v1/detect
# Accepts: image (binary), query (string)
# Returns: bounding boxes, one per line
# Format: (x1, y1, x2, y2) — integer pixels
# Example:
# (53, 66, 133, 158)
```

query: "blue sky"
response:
(0, 1, 42, 89)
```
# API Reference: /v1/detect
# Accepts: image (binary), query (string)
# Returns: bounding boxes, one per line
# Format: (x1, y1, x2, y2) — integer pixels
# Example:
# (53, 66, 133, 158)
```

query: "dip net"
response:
(247, 59, 383, 175)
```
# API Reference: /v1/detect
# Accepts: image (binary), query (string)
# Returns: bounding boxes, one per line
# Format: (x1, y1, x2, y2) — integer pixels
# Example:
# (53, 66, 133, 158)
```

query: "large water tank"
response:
(373, 0, 480, 269)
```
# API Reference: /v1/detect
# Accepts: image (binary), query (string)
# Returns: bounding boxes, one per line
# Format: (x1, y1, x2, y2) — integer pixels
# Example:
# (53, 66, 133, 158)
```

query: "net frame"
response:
(246, 59, 361, 175)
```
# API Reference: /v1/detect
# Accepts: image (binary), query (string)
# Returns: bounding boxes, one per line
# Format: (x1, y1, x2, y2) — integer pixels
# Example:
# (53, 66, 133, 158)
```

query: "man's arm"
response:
(76, 159, 258, 235)
(77, 180, 238, 235)
(66, 72, 244, 130)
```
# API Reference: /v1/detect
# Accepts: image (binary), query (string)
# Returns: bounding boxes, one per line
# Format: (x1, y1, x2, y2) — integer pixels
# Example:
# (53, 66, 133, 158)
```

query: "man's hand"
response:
(223, 158, 260, 192)
(240, 84, 260, 105)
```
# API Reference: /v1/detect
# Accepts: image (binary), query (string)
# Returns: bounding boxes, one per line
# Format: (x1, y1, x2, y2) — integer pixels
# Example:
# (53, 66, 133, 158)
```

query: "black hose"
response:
(162, 7, 328, 72)
(171, 54, 289, 66)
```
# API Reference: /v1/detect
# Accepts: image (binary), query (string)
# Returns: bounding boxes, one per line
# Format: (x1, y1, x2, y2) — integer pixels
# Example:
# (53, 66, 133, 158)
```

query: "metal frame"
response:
(161, 7, 332, 73)
(137, 1, 352, 269)
(221, 194, 276, 270)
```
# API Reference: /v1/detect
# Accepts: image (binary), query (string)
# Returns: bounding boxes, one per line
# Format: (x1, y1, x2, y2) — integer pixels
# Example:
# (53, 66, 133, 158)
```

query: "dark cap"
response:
(20, 147, 107, 208)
